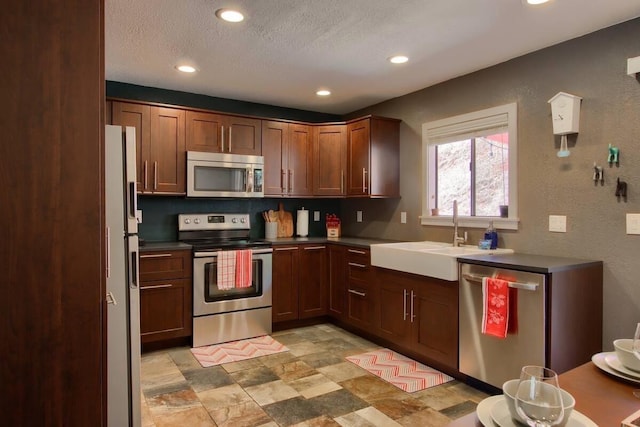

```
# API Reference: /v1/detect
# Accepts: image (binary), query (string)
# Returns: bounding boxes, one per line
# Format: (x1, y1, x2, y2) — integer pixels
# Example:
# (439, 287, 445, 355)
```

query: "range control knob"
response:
(194, 218, 201, 224)
(240, 218, 246, 223)
(232, 218, 238, 223)
(184, 218, 191, 224)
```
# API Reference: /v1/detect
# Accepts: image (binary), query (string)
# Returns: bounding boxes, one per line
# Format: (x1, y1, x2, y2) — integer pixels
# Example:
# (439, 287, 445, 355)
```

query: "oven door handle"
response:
(194, 248, 273, 257)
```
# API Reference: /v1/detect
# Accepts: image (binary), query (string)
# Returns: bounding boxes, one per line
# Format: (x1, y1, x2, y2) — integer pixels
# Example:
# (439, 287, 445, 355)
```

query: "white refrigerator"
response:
(105, 125, 141, 427)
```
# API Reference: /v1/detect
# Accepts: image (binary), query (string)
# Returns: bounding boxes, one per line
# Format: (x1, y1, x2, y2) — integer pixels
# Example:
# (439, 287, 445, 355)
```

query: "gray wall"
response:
(341, 18, 640, 348)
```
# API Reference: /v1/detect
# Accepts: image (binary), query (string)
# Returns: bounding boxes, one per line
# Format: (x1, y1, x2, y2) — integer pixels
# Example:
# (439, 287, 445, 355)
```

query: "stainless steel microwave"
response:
(187, 151, 264, 198)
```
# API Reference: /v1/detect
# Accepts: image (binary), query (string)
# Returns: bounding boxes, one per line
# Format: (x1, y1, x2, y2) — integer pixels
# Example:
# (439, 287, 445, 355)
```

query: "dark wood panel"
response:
(272, 246, 300, 322)
(140, 279, 192, 343)
(226, 116, 262, 155)
(112, 101, 151, 192)
(186, 110, 223, 152)
(298, 245, 328, 318)
(150, 107, 186, 194)
(377, 281, 412, 348)
(369, 117, 400, 197)
(314, 125, 347, 196)
(347, 119, 370, 196)
(327, 245, 347, 319)
(0, 0, 106, 425)
(262, 121, 288, 196)
(288, 124, 313, 196)
(139, 250, 192, 282)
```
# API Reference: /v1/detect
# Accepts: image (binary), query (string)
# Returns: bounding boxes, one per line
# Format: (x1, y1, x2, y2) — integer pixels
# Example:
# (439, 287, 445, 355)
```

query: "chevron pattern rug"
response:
(346, 348, 454, 392)
(191, 335, 288, 367)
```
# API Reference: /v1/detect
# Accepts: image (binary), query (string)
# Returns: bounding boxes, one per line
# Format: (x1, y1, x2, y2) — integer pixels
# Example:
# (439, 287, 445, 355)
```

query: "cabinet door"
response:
(149, 106, 186, 194)
(111, 101, 151, 192)
(140, 278, 192, 343)
(272, 246, 299, 322)
(412, 279, 458, 369)
(139, 250, 192, 282)
(226, 116, 262, 155)
(287, 124, 313, 196)
(376, 274, 412, 348)
(298, 245, 327, 318)
(262, 120, 288, 196)
(347, 118, 370, 196)
(186, 110, 223, 153)
(314, 125, 347, 196)
(328, 245, 346, 319)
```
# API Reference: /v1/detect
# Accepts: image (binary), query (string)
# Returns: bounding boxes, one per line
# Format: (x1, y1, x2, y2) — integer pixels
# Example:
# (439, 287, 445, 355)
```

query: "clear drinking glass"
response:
(515, 365, 564, 427)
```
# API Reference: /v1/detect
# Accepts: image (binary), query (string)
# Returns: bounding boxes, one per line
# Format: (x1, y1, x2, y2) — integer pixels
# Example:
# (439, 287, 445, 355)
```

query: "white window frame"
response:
(420, 103, 519, 230)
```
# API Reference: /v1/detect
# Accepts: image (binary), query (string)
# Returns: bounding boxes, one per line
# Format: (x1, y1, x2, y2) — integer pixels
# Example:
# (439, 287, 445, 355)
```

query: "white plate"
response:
(483, 394, 597, 427)
(476, 395, 503, 426)
(604, 353, 640, 378)
(592, 352, 640, 384)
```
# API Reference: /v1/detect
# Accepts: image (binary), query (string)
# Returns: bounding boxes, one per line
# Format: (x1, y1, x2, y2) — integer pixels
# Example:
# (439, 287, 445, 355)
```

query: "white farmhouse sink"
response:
(370, 241, 513, 281)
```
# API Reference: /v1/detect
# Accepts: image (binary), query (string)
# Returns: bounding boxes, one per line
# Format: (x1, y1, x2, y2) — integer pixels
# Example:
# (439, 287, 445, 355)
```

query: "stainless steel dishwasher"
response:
(459, 262, 546, 388)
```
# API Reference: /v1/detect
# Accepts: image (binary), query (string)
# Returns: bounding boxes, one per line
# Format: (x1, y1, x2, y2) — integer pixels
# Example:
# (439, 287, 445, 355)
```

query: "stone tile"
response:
(230, 365, 281, 388)
(140, 352, 185, 391)
(271, 331, 310, 345)
(395, 407, 451, 427)
(244, 379, 301, 406)
(271, 359, 317, 382)
(182, 366, 235, 392)
(334, 406, 402, 427)
(146, 388, 202, 417)
(298, 351, 345, 369)
(307, 389, 369, 418)
(369, 394, 429, 420)
(208, 400, 273, 427)
(221, 356, 264, 373)
(339, 374, 400, 403)
(288, 373, 342, 399)
(259, 349, 297, 367)
(143, 380, 191, 399)
(168, 346, 202, 373)
(317, 362, 368, 383)
(439, 400, 477, 419)
(312, 338, 359, 354)
(412, 384, 468, 411)
(444, 381, 489, 403)
(287, 341, 323, 357)
(152, 406, 216, 427)
(263, 396, 322, 426)
(290, 415, 342, 427)
(141, 393, 156, 427)
(197, 383, 253, 411)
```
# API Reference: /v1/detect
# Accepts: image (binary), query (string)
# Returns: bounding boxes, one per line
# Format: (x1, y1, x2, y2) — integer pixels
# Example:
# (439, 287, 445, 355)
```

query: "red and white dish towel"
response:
(482, 276, 515, 338)
(217, 250, 253, 290)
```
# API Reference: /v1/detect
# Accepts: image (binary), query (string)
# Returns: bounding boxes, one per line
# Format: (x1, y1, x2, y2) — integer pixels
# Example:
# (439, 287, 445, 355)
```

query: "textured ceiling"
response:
(105, 0, 640, 114)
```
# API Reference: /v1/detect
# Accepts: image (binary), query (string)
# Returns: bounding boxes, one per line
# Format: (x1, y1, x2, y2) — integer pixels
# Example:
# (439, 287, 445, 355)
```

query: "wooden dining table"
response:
(447, 361, 640, 426)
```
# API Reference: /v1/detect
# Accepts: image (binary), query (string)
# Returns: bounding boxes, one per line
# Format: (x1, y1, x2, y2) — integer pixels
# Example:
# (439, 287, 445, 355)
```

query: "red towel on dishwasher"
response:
(482, 277, 511, 338)
(217, 251, 236, 290)
(235, 249, 253, 288)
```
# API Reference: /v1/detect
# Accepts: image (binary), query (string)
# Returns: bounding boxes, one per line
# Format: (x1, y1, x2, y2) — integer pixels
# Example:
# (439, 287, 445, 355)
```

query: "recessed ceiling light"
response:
(526, 0, 550, 4)
(389, 55, 409, 64)
(176, 65, 197, 73)
(215, 8, 244, 23)
(316, 90, 331, 97)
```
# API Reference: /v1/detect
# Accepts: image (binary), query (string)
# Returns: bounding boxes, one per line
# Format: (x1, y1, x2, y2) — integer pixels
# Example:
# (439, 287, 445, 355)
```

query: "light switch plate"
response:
(626, 213, 640, 235)
(313, 211, 320, 222)
(356, 211, 363, 222)
(136, 209, 143, 224)
(549, 215, 566, 233)
(400, 212, 407, 223)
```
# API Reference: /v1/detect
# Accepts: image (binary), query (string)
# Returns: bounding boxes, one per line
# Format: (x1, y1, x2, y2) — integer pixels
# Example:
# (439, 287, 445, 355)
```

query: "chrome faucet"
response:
(453, 200, 466, 247)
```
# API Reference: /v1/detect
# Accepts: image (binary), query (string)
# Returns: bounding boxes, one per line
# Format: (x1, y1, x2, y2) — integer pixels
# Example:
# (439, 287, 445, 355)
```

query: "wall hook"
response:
(608, 144, 620, 166)
(593, 163, 604, 185)
(615, 177, 627, 201)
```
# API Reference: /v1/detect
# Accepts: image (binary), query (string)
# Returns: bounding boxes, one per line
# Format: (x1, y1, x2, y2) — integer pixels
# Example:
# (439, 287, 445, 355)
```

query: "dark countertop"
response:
(267, 236, 400, 248)
(139, 241, 192, 252)
(456, 253, 602, 273)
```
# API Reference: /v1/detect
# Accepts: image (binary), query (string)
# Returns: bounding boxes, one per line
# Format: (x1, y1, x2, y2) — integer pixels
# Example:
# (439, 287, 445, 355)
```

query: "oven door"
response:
(193, 248, 272, 317)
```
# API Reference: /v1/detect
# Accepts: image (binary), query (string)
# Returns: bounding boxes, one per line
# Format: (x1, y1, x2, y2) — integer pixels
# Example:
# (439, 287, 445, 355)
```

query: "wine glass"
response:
(515, 365, 564, 426)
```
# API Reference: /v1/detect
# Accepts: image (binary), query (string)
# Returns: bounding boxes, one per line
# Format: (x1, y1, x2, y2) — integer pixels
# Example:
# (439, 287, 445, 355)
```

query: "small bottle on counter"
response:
(484, 221, 498, 250)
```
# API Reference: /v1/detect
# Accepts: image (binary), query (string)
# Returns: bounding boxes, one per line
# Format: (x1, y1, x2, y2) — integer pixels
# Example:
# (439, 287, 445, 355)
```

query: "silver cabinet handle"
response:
(303, 246, 326, 250)
(228, 126, 232, 152)
(275, 246, 298, 251)
(140, 253, 172, 259)
(362, 168, 368, 193)
(143, 161, 148, 191)
(281, 169, 287, 193)
(221, 125, 225, 152)
(141, 283, 173, 290)
(341, 169, 344, 194)
(410, 290, 416, 322)
(348, 249, 366, 255)
(106, 291, 117, 305)
(348, 289, 366, 297)
(403, 289, 408, 321)
(288, 170, 293, 193)
(348, 262, 366, 268)
(153, 161, 158, 190)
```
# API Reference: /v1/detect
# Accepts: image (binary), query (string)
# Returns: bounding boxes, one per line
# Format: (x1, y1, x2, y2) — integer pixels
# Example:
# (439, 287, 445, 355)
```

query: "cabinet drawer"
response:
(346, 248, 370, 282)
(139, 250, 192, 282)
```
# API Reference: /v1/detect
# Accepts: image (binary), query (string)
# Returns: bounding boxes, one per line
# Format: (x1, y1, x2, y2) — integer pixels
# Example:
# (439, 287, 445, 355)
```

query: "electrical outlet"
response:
(136, 210, 143, 224)
(626, 213, 640, 235)
(356, 211, 363, 222)
(549, 215, 566, 233)
(401, 212, 407, 223)
(313, 211, 320, 222)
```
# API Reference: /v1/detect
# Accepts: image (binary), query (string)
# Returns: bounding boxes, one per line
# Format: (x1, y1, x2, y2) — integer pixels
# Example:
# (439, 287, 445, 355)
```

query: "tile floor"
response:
(141, 323, 488, 426)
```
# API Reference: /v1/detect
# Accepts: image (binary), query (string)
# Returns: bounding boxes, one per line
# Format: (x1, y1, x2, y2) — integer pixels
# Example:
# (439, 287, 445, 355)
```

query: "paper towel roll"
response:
(297, 208, 309, 237)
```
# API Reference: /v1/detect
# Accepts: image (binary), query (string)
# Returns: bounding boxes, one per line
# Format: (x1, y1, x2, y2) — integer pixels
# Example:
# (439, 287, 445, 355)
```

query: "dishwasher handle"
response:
(461, 273, 538, 291)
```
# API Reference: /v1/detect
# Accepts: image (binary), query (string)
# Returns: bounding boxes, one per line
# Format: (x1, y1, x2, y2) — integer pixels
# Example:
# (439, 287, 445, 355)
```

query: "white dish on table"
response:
(489, 398, 597, 427)
(605, 353, 640, 378)
(592, 352, 640, 384)
(476, 395, 503, 426)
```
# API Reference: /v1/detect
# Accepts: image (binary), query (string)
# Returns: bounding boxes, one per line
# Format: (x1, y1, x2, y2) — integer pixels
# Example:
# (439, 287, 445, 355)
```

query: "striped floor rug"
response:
(191, 335, 288, 367)
(346, 348, 454, 392)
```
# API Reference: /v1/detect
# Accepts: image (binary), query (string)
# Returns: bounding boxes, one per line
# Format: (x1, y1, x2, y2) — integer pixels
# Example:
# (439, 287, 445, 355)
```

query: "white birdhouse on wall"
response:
(548, 92, 582, 135)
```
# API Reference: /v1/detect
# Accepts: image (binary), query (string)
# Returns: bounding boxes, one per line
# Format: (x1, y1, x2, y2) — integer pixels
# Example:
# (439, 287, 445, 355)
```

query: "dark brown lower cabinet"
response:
(139, 250, 192, 343)
(344, 247, 376, 330)
(376, 267, 458, 370)
(328, 244, 347, 319)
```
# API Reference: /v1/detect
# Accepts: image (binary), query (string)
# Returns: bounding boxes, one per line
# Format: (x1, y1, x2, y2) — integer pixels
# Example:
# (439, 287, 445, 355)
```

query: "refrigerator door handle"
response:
(106, 226, 111, 279)
(130, 250, 138, 288)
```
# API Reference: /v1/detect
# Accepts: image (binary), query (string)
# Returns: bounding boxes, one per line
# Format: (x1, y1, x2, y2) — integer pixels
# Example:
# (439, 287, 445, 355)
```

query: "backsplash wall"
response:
(138, 196, 340, 242)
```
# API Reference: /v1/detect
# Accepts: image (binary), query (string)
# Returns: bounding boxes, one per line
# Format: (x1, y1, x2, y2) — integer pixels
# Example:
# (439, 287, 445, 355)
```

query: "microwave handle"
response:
(246, 167, 254, 192)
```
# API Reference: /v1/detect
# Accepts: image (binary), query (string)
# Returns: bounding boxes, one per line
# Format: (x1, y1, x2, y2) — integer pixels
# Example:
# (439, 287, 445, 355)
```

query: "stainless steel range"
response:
(179, 213, 273, 347)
